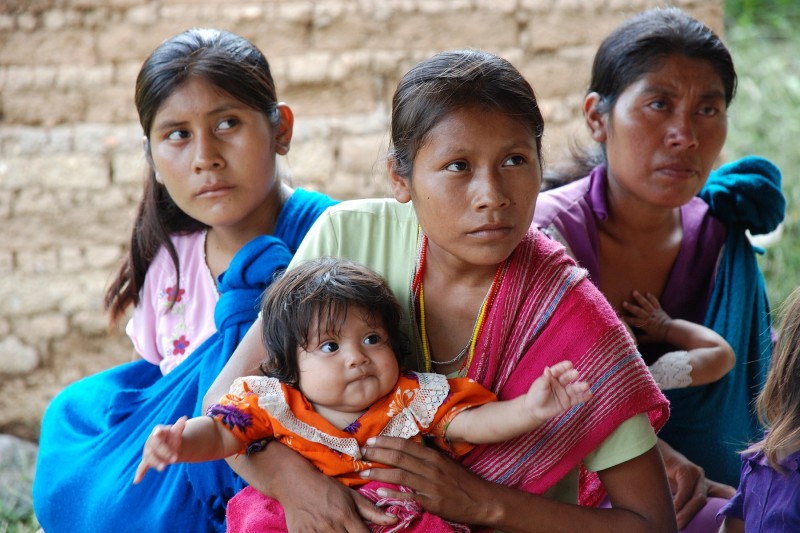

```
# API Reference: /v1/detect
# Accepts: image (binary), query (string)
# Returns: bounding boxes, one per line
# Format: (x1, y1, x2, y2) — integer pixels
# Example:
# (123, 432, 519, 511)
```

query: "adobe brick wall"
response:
(0, 0, 722, 442)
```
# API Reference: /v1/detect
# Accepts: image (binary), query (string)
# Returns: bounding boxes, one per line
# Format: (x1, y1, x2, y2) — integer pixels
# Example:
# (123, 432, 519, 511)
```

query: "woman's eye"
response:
(648, 100, 668, 111)
(445, 161, 468, 172)
(502, 155, 526, 167)
(320, 341, 339, 353)
(698, 105, 721, 117)
(217, 118, 238, 131)
(363, 334, 381, 346)
(166, 130, 189, 141)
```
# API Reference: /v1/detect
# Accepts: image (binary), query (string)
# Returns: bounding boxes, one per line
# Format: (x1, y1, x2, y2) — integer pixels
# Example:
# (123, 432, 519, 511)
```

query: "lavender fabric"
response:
(534, 165, 726, 335)
(718, 449, 800, 531)
(534, 161, 776, 487)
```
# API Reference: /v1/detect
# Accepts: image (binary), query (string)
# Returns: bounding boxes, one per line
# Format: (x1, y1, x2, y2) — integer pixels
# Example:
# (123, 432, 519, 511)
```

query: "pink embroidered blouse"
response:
(126, 231, 219, 375)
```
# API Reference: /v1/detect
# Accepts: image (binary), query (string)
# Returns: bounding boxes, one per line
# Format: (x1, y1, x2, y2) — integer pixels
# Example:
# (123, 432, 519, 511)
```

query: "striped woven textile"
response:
(460, 229, 669, 505)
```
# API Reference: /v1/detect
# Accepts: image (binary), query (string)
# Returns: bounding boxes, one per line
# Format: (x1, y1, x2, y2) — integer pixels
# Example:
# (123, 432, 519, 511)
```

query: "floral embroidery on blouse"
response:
(387, 388, 417, 418)
(343, 419, 362, 434)
(158, 282, 192, 362)
(208, 403, 253, 433)
(165, 286, 185, 304)
(172, 335, 190, 355)
(245, 438, 271, 456)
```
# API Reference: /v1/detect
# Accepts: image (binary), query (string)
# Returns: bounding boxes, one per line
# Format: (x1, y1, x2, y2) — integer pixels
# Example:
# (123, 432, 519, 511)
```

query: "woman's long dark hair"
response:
(544, 6, 737, 189)
(105, 29, 280, 326)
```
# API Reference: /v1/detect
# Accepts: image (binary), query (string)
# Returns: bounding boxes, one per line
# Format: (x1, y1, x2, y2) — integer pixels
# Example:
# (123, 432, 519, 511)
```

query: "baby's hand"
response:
(133, 416, 188, 484)
(621, 290, 671, 343)
(525, 361, 592, 424)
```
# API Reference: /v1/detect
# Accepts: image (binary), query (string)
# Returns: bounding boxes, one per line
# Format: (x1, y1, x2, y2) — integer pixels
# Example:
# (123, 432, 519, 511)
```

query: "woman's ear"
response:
(387, 157, 412, 204)
(584, 92, 608, 143)
(274, 104, 294, 155)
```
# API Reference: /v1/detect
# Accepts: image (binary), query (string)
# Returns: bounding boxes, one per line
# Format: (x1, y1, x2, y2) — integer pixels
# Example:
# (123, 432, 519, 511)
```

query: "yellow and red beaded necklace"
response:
(411, 233, 506, 373)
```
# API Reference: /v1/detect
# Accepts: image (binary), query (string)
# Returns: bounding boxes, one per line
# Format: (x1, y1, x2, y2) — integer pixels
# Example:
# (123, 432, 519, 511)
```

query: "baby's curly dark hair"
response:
(259, 257, 408, 386)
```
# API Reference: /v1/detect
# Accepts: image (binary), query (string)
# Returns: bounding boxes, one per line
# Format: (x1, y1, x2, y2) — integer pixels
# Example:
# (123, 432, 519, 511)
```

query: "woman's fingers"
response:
(362, 435, 438, 463)
(360, 437, 492, 524)
(352, 488, 401, 526)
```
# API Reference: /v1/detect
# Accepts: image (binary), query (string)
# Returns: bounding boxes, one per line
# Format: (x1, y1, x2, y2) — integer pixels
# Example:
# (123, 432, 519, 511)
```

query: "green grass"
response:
(725, 21, 800, 317)
(0, 511, 39, 533)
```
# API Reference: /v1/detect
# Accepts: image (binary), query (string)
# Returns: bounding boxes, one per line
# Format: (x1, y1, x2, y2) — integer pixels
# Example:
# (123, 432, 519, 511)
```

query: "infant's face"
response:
(297, 307, 399, 420)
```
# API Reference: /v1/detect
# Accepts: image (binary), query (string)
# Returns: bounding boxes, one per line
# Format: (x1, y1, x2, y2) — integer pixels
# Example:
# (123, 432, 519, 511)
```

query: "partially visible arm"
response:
(225, 441, 395, 532)
(446, 361, 591, 444)
(133, 415, 240, 484)
(360, 438, 676, 533)
(622, 291, 735, 386)
(663, 343, 735, 386)
(174, 416, 241, 462)
(657, 438, 735, 529)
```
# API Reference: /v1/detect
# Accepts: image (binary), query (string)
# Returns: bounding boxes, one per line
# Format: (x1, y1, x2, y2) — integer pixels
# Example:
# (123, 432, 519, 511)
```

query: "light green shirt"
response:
(290, 198, 657, 503)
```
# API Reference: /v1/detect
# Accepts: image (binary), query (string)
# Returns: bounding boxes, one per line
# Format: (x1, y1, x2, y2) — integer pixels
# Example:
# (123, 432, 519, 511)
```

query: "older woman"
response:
(535, 6, 784, 530)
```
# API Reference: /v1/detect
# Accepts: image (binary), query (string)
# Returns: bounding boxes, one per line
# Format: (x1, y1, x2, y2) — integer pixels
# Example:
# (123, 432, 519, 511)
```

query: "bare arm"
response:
(133, 415, 241, 484)
(656, 438, 735, 528)
(446, 361, 591, 444)
(360, 438, 676, 532)
(226, 441, 397, 532)
(622, 291, 735, 386)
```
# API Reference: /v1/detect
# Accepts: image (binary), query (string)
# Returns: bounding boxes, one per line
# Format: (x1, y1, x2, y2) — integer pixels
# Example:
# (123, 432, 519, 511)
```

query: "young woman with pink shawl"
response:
(204, 50, 675, 532)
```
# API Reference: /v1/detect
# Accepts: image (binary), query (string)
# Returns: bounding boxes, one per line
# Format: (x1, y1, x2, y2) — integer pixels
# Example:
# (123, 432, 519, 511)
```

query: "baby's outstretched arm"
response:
(133, 415, 241, 484)
(622, 290, 735, 388)
(445, 360, 591, 444)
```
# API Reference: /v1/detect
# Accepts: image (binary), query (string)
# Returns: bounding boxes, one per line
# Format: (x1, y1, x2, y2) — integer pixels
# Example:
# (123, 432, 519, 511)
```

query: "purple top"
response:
(534, 165, 726, 351)
(718, 449, 800, 530)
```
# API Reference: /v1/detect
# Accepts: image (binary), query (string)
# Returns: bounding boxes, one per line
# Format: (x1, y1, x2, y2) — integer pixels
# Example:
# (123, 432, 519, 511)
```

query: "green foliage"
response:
(724, 20, 800, 313)
(0, 502, 38, 532)
(725, 0, 800, 30)
(0, 514, 39, 533)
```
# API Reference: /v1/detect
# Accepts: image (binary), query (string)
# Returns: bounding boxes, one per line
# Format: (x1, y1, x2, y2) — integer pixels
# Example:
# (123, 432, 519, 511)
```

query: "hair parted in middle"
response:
(259, 257, 408, 386)
(389, 48, 544, 180)
(105, 28, 283, 326)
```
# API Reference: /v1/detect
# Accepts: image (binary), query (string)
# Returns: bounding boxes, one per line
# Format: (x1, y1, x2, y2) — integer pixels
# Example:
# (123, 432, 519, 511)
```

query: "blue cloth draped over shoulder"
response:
(33, 189, 337, 533)
(658, 156, 785, 486)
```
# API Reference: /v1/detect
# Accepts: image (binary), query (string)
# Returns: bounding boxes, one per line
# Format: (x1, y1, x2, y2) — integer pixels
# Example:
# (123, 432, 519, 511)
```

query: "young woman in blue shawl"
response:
(33, 28, 337, 532)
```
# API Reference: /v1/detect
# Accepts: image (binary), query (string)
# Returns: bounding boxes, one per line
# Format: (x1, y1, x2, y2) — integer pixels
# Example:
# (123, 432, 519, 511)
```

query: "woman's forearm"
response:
(225, 439, 306, 496)
(478, 447, 675, 533)
(469, 483, 652, 533)
(361, 438, 676, 533)
(225, 441, 394, 531)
